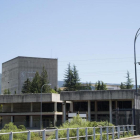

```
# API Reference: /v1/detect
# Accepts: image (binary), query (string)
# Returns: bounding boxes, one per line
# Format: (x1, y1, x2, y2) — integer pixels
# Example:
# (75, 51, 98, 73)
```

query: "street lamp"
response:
(40, 83, 51, 130)
(133, 28, 140, 129)
(134, 28, 140, 94)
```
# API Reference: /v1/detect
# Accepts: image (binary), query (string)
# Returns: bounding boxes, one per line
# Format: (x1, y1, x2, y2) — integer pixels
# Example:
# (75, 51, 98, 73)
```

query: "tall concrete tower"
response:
(1, 56, 58, 94)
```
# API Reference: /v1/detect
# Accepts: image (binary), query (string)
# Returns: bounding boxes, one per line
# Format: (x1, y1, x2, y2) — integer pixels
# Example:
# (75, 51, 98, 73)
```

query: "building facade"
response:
(0, 93, 71, 129)
(61, 89, 140, 134)
(1, 90, 140, 134)
(1, 56, 58, 94)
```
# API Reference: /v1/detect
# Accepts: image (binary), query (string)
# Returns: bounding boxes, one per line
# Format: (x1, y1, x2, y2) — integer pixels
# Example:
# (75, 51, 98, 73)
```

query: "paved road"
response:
(123, 137, 140, 140)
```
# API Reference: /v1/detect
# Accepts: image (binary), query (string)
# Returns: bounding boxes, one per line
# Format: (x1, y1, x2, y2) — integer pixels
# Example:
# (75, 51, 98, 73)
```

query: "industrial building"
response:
(61, 89, 140, 134)
(0, 93, 70, 129)
(1, 56, 58, 94)
(0, 89, 140, 134)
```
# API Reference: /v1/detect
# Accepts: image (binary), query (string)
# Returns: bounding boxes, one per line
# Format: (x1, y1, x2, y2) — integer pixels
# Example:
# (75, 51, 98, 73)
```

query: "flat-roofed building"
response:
(0, 93, 70, 129)
(60, 89, 140, 134)
(1, 56, 58, 94)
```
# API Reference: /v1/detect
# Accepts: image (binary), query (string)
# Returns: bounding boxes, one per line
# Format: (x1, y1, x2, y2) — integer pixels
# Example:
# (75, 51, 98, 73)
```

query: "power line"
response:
(58, 57, 139, 62)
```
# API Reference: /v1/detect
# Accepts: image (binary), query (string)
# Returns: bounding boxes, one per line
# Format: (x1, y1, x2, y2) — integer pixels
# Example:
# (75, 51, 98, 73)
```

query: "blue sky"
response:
(0, 0, 140, 84)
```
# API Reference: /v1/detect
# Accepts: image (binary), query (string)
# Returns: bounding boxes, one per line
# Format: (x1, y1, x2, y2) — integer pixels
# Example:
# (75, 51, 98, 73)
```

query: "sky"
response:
(0, 0, 140, 84)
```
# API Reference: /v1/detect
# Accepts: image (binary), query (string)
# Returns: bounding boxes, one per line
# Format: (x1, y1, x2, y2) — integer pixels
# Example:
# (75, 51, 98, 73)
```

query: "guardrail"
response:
(0, 125, 135, 140)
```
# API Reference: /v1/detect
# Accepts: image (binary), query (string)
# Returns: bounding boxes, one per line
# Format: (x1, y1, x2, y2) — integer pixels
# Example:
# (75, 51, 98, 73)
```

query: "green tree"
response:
(120, 82, 126, 89)
(72, 65, 80, 90)
(57, 88, 61, 94)
(31, 72, 41, 93)
(95, 81, 107, 90)
(40, 66, 51, 93)
(63, 63, 74, 91)
(120, 71, 133, 89)
(3, 89, 10, 94)
(63, 64, 81, 91)
(125, 71, 133, 89)
(22, 78, 31, 93)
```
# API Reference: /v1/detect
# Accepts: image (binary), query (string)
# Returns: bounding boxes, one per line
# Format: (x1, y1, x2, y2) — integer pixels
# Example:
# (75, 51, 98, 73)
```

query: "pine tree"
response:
(125, 71, 133, 89)
(22, 78, 31, 93)
(72, 65, 80, 90)
(63, 63, 74, 91)
(120, 82, 126, 89)
(95, 81, 107, 90)
(120, 71, 133, 89)
(40, 66, 51, 93)
(31, 72, 41, 93)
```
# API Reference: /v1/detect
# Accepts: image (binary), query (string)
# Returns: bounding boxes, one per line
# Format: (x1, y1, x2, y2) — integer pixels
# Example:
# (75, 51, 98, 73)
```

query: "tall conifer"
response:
(22, 78, 31, 93)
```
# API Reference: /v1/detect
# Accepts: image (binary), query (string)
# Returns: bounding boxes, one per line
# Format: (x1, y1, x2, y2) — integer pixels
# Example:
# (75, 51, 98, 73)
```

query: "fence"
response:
(0, 125, 135, 140)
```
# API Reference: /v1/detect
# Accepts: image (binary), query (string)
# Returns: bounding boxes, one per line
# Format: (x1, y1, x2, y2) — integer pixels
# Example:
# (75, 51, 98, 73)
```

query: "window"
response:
(73, 102, 88, 111)
(97, 101, 109, 111)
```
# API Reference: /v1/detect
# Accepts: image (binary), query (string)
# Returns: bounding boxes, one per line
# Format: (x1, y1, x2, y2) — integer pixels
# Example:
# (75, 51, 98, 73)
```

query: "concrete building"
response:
(0, 93, 71, 129)
(1, 90, 140, 133)
(1, 56, 58, 94)
(60, 89, 140, 134)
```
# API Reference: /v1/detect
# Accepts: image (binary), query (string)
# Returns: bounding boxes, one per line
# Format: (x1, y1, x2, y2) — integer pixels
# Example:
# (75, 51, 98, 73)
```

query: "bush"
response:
(0, 122, 41, 140)
(48, 115, 114, 140)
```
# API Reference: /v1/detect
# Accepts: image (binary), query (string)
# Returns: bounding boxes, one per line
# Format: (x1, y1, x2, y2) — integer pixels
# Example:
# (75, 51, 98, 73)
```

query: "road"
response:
(120, 137, 140, 140)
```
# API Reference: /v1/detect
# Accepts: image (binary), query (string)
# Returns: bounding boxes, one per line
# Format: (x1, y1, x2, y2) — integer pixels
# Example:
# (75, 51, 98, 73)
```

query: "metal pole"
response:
(134, 28, 140, 95)
(40, 84, 51, 130)
(134, 28, 140, 132)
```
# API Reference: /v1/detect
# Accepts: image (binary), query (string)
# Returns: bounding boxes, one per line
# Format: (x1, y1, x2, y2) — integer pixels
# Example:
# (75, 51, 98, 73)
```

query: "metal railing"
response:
(0, 125, 135, 140)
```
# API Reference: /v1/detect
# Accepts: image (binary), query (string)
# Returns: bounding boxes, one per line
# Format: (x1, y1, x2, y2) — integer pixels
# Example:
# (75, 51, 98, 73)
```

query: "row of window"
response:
(1, 101, 132, 113)
(73, 101, 132, 112)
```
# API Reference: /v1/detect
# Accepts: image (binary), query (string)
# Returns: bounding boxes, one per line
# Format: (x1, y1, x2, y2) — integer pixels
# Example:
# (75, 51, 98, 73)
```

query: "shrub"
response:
(0, 122, 41, 140)
(48, 115, 114, 140)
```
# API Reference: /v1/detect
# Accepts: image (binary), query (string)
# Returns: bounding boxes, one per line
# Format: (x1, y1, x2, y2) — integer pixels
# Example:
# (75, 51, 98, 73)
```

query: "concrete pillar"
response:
(63, 101, 66, 123)
(132, 99, 134, 125)
(95, 101, 97, 121)
(11, 116, 13, 122)
(54, 102, 57, 112)
(88, 101, 91, 121)
(30, 103, 33, 128)
(54, 114, 57, 126)
(30, 116, 33, 128)
(54, 102, 57, 126)
(70, 102, 73, 112)
(11, 103, 13, 112)
(11, 103, 13, 122)
(109, 100, 112, 123)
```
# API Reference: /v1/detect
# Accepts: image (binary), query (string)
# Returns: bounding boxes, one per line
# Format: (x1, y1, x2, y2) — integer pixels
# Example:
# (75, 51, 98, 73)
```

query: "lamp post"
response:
(40, 83, 51, 130)
(134, 28, 140, 95)
(133, 28, 140, 129)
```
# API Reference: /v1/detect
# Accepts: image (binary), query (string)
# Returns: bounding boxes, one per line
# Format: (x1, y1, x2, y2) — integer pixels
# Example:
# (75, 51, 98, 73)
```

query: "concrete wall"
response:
(61, 90, 136, 101)
(2, 56, 58, 94)
(0, 93, 61, 103)
(2, 58, 19, 94)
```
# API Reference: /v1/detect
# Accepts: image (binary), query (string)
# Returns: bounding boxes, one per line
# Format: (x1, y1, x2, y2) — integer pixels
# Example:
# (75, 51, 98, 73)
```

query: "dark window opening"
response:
(73, 102, 88, 112)
(66, 103, 70, 112)
(42, 103, 54, 112)
(97, 101, 109, 111)
(57, 103, 62, 112)
(91, 102, 95, 111)
(117, 101, 132, 109)
(112, 101, 115, 110)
